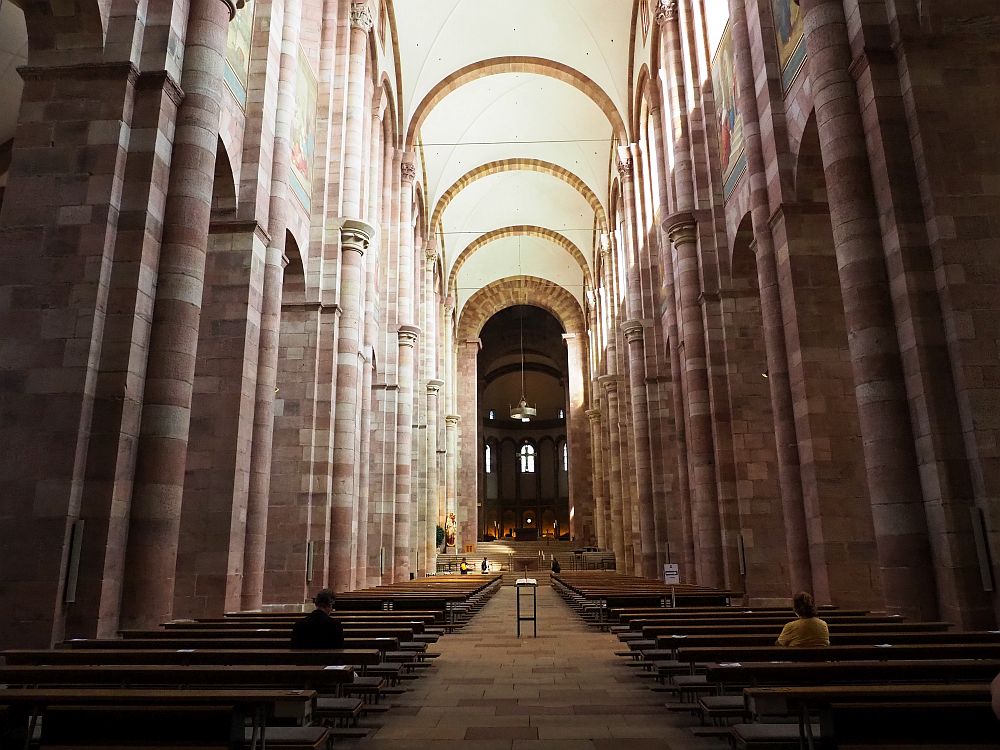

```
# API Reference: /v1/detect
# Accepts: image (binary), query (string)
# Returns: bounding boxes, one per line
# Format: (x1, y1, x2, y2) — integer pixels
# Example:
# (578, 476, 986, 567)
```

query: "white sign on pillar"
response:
(663, 563, 680, 585)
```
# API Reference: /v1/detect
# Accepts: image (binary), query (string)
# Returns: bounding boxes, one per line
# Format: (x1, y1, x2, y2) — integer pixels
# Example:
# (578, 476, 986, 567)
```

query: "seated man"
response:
(290, 589, 345, 649)
(776, 591, 829, 647)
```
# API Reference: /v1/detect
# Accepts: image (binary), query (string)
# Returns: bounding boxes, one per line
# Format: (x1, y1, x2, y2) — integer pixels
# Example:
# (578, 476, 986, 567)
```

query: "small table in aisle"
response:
(515, 578, 537, 637)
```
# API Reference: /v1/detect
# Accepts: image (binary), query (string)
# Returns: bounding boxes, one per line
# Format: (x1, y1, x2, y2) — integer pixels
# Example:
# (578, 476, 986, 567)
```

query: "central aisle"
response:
(348, 583, 721, 749)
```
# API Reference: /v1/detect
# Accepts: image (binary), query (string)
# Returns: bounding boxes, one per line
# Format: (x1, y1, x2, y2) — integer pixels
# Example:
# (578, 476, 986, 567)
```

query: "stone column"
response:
(394, 325, 420, 578)
(586, 408, 608, 550)
(563, 333, 592, 544)
(121, 0, 237, 630)
(243, 0, 304, 609)
(799, 0, 937, 619)
(393, 155, 419, 579)
(655, 1, 696, 580)
(330, 220, 374, 591)
(426, 379, 444, 570)
(725, 0, 811, 592)
(456, 339, 481, 551)
(621, 318, 658, 578)
(445, 414, 461, 551)
(341, 2, 373, 215)
(664, 214, 723, 587)
(599, 375, 626, 571)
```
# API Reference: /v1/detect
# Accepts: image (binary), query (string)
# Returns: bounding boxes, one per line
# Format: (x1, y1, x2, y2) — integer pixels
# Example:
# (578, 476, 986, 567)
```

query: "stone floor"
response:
(345, 584, 725, 749)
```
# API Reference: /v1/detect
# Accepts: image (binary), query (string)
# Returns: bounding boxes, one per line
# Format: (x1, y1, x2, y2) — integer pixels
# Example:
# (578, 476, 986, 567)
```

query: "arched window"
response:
(519, 443, 536, 473)
(488, 409, 496, 420)
(562, 442, 568, 471)
(558, 408, 564, 419)
(485, 443, 492, 473)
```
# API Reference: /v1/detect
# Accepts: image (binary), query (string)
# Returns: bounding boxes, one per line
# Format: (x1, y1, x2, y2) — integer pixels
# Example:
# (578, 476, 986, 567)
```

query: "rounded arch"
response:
(22, 0, 105, 64)
(794, 110, 826, 204)
(448, 225, 591, 292)
(406, 56, 627, 147)
(457, 275, 586, 341)
(632, 64, 651, 139)
(431, 158, 607, 231)
(377, 73, 399, 147)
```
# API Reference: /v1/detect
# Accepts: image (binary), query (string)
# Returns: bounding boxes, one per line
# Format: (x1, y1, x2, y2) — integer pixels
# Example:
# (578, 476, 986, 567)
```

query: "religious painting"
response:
(224, 0, 255, 106)
(711, 23, 746, 199)
(290, 49, 318, 210)
(772, 0, 806, 91)
(445, 512, 457, 549)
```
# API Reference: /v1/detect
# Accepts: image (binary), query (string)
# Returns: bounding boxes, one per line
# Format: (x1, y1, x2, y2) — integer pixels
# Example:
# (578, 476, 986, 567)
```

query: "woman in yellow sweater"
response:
(776, 591, 830, 647)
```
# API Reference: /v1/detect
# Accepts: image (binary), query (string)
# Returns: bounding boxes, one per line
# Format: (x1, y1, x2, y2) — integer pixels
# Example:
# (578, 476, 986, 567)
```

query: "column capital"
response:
(445, 414, 461, 427)
(340, 218, 375, 255)
(561, 331, 584, 344)
(427, 378, 445, 394)
(350, 2, 374, 31)
(654, 0, 678, 25)
(663, 211, 697, 242)
(398, 324, 420, 347)
(616, 146, 633, 179)
(400, 161, 417, 184)
(598, 374, 619, 393)
(461, 338, 482, 351)
(599, 232, 611, 254)
(444, 295, 457, 314)
(585, 408, 602, 422)
(621, 319, 645, 343)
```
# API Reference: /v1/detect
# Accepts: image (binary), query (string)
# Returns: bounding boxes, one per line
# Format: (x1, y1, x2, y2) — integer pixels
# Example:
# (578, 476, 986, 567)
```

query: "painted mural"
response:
(224, 0, 255, 106)
(772, 0, 806, 91)
(711, 23, 745, 198)
(290, 49, 318, 210)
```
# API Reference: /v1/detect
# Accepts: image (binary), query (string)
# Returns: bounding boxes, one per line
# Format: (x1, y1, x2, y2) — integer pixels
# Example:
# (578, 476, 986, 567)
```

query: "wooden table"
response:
(0, 687, 316, 750)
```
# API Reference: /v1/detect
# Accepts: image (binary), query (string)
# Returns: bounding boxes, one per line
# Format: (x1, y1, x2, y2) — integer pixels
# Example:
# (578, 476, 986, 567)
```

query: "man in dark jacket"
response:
(290, 589, 345, 649)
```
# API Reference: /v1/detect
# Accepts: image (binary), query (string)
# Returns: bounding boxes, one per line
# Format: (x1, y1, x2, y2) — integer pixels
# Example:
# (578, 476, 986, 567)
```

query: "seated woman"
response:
(776, 591, 830, 647)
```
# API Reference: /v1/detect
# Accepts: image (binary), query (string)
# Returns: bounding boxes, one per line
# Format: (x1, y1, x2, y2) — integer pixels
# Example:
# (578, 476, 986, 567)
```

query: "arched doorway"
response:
(478, 306, 570, 542)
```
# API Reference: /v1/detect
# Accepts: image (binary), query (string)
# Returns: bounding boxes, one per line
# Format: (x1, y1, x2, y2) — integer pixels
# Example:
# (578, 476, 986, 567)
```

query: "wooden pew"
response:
(0, 688, 316, 750)
(2, 648, 382, 670)
(739, 683, 993, 750)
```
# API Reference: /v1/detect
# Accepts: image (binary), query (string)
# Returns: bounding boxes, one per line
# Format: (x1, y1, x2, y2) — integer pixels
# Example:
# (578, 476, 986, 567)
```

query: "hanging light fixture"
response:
(509, 308, 537, 423)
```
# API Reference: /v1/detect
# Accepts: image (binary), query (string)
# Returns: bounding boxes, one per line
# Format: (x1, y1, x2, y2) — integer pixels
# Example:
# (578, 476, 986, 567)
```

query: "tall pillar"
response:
(599, 375, 626, 571)
(725, 0, 811, 593)
(562, 333, 592, 544)
(445, 414, 461, 551)
(456, 339, 481, 551)
(121, 0, 237, 630)
(243, 0, 304, 609)
(426, 379, 444, 570)
(586, 408, 608, 550)
(330, 220, 374, 591)
(394, 325, 420, 578)
(800, 0, 937, 619)
(664, 215, 723, 587)
(621, 318, 658, 578)
(393, 155, 419, 580)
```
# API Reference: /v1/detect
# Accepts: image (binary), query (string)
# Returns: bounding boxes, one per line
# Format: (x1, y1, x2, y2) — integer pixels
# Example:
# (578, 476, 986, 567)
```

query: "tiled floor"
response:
(346, 584, 725, 749)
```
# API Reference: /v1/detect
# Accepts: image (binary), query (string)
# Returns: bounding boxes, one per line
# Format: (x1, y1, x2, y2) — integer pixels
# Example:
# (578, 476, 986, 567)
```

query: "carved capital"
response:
(621, 319, 645, 343)
(616, 155, 633, 179)
(427, 378, 445, 394)
(585, 408, 602, 422)
(397, 324, 420, 347)
(663, 211, 698, 243)
(598, 374, 619, 393)
(350, 2, 374, 31)
(445, 414, 461, 427)
(340, 218, 375, 255)
(400, 161, 417, 184)
(654, 0, 678, 25)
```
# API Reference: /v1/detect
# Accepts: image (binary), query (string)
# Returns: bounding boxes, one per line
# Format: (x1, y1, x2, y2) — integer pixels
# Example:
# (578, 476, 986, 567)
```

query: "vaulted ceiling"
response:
(393, 0, 633, 317)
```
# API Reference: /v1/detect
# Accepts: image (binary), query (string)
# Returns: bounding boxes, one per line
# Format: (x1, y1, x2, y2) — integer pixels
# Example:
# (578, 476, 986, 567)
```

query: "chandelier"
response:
(509, 308, 536, 422)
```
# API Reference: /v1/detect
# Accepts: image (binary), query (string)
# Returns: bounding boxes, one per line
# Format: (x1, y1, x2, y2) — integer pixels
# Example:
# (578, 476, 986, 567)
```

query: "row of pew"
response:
(552, 572, 999, 749)
(0, 573, 502, 749)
